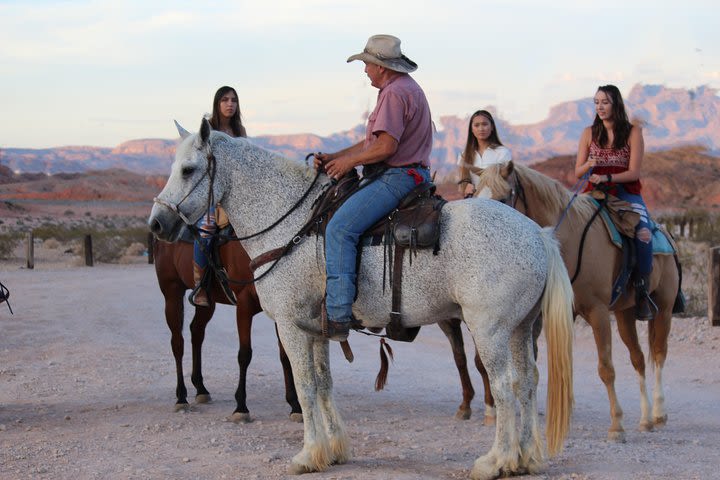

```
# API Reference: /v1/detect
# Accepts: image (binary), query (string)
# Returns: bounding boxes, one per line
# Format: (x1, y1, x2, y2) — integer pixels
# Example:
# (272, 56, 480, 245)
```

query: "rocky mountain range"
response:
(1, 84, 718, 177)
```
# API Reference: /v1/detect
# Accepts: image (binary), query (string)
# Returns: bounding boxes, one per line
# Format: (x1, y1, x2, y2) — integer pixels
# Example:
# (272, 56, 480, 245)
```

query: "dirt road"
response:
(1, 264, 718, 479)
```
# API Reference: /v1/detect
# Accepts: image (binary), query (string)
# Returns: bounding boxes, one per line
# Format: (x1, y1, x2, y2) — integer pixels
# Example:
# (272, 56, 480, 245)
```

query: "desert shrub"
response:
(0, 233, 21, 259)
(43, 238, 61, 249)
(29, 224, 150, 263)
(675, 239, 708, 317)
(123, 242, 146, 257)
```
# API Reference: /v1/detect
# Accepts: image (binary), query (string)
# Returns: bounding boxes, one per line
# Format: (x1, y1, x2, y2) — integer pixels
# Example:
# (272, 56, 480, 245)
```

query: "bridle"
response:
(153, 148, 323, 285)
(494, 169, 528, 213)
(152, 148, 215, 228)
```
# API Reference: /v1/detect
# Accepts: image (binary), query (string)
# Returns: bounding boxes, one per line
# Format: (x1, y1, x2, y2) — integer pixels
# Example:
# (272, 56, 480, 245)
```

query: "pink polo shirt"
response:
(365, 73, 433, 167)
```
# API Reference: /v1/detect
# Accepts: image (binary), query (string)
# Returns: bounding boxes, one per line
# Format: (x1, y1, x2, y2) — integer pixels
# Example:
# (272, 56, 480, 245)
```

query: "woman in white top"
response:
(457, 109, 512, 197)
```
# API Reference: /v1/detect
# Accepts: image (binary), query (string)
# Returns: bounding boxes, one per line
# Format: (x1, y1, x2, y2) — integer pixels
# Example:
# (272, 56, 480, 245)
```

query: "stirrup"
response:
(189, 286, 210, 307)
(215, 267, 237, 305)
(635, 295, 658, 321)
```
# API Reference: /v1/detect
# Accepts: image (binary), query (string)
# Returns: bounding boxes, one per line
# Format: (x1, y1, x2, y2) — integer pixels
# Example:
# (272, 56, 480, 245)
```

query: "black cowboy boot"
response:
(634, 273, 658, 321)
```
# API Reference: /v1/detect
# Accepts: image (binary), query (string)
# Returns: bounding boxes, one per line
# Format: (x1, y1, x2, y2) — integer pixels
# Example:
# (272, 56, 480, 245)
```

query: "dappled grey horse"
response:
(148, 119, 574, 480)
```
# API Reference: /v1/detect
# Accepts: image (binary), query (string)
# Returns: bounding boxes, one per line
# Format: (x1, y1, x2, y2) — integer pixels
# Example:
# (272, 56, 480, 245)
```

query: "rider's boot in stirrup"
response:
(634, 273, 658, 321)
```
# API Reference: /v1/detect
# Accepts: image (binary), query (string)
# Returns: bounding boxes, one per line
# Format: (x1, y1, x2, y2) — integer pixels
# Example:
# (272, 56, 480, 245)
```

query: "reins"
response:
(0, 280, 12, 314)
(505, 166, 603, 284)
(553, 167, 592, 233)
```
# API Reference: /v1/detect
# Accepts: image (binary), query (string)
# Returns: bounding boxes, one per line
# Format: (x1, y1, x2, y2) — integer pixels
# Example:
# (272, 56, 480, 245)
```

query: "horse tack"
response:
(149, 129, 576, 476)
(250, 169, 447, 342)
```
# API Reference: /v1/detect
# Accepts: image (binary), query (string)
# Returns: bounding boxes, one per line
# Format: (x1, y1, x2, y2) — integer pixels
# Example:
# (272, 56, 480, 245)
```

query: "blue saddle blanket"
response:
(591, 198, 676, 255)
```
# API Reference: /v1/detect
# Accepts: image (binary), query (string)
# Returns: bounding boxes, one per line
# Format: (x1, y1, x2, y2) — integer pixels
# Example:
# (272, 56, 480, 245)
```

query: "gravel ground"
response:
(1, 263, 719, 480)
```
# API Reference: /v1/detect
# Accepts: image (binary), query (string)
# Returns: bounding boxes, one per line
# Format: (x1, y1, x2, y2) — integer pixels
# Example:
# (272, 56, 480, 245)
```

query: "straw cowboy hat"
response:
(347, 34, 417, 73)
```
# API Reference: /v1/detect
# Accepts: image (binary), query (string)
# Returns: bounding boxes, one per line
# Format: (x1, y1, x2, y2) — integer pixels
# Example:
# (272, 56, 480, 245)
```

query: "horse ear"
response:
(501, 161, 514, 178)
(174, 120, 191, 139)
(199, 117, 211, 144)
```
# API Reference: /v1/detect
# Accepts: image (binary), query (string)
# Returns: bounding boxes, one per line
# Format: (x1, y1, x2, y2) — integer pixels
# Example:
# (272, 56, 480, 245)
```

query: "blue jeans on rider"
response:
(324, 166, 432, 322)
(614, 185, 652, 275)
(194, 204, 217, 269)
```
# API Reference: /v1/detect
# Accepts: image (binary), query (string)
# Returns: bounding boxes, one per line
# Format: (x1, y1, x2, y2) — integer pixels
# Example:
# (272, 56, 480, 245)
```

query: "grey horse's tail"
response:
(539, 227, 574, 456)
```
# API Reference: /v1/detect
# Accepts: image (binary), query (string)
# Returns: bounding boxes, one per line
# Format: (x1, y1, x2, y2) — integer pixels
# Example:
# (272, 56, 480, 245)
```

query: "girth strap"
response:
(385, 246, 421, 342)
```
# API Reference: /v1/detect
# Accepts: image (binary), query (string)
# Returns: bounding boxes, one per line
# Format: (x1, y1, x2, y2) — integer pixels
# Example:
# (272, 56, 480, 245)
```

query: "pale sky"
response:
(1, 0, 717, 149)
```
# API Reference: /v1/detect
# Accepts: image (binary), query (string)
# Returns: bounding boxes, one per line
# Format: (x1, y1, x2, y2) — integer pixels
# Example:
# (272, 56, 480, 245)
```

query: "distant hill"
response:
(1, 84, 718, 177)
(1, 146, 717, 214)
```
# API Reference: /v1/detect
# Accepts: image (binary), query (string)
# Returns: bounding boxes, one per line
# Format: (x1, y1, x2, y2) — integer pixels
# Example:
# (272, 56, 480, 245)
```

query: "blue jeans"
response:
(615, 185, 653, 275)
(194, 204, 216, 269)
(324, 166, 432, 321)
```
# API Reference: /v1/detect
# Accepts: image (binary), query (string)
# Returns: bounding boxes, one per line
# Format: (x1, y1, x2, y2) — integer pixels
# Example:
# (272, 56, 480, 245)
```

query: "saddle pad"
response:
(590, 198, 676, 255)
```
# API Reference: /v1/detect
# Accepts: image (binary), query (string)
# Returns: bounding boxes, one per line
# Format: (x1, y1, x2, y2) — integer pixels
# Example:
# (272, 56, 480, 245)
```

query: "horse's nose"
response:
(148, 217, 163, 236)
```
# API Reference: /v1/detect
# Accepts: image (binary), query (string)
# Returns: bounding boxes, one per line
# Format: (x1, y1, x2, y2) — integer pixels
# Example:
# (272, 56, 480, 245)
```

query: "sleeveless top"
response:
(583, 141, 642, 194)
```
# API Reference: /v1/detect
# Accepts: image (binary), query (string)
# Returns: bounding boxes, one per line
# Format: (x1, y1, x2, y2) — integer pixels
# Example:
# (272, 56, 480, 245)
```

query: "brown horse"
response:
(471, 161, 680, 442)
(152, 236, 302, 422)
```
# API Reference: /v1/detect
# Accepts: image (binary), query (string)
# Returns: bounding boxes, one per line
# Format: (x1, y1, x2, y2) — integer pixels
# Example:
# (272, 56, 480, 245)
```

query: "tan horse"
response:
(476, 162, 679, 442)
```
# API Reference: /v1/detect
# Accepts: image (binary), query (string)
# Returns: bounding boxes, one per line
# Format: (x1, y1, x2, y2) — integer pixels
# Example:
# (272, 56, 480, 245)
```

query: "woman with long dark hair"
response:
(457, 109, 511, 197)
(575, 84, 656, 320)
(191, 86, 246, 306)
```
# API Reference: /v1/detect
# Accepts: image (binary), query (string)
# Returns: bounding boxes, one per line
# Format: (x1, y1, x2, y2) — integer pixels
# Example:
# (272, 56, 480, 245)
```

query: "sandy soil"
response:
(1, 261, 719, 480)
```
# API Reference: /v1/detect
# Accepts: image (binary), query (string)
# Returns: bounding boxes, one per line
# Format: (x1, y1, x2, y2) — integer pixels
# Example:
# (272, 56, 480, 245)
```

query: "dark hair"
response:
(209, 86, 247, 138)
(460, 110, 503, 169)
(591, 85, 632, 149)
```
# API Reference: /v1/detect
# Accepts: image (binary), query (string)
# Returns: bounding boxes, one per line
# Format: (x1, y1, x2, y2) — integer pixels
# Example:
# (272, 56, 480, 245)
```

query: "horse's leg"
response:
(615, 307, 654, 431)
(276, 323, 303, 422)
(229, 292, 254, 423)
(276, 321, 332, 474)
(585, 307, 625, 442)
(189, 303, 215, 404)
(510, 313, 544, 475)
(163, 284, 190, 411)
(437, 318, 475, 420)
(647, 297, 672, 426)
(312, 336, 350, 465)
(475, 351, 496, 426)
(466, 320, 520, 480)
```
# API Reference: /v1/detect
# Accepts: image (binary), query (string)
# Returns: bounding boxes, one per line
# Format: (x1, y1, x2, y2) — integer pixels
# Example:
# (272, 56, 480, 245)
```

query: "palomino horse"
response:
(475, 161, 679, 442)
(148, 119, 574, 480)
(152, 236, 302, 422)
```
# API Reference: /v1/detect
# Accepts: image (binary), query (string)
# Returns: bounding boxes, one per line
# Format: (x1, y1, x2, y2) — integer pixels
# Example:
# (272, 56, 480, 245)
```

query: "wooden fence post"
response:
(709, 246, 720, 326)
(84, 234, 93, 267)
(147, 232, 155, 265)
(25, 231, 34, 270)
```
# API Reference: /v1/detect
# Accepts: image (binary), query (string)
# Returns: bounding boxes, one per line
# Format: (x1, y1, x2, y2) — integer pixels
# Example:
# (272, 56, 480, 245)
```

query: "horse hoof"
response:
(174, 403, 190, 412)
(195, 394, 212, 404)
(639, 421, 654, 432)
(454, 408, 471, 420)
(228, 412, 252, 424)
(289, 412, 303, 423)
(653, 414, 668, 426)
(471, 455, 500, 480)
(483, 415, 496, 427)
(287, 462, 314, 475)
(608, 430, 626, 443)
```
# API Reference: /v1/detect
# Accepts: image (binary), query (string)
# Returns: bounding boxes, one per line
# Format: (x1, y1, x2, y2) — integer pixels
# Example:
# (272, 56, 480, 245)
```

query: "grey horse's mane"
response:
(208, 131, 317, 182)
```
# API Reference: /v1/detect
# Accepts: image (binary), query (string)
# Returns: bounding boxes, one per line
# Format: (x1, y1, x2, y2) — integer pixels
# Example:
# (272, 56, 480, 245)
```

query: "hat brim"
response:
(347, 52, 417, 73)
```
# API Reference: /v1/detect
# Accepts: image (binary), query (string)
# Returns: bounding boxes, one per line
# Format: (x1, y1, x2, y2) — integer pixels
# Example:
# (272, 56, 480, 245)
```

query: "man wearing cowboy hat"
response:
(314, 34, 433, 341)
